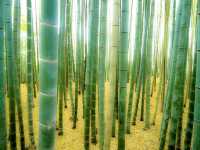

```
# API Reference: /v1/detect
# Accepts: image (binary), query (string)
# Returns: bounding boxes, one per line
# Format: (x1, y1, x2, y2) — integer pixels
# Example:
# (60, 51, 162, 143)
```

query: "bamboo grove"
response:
(0, 0, 200, 150)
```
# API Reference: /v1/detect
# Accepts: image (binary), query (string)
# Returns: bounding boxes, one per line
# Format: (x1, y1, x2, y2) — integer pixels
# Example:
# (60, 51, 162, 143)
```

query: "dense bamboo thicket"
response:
(0, 0, 200, 150)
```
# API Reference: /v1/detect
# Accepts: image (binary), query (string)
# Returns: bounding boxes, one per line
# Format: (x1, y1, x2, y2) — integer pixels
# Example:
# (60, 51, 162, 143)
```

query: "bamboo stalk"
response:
(38, 0, 58, 149)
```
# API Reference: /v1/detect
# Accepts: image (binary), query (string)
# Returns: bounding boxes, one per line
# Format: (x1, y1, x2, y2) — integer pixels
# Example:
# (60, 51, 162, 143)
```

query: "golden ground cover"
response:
(12, 82, 165, 150)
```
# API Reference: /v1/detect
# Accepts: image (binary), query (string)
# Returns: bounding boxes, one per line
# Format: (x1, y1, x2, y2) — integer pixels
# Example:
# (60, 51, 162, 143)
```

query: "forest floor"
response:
(12, 82, 181, 150)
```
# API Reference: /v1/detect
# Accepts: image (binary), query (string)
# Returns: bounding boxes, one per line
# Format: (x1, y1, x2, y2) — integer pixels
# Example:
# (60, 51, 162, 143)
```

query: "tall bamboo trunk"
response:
(90, 0, 99, 144)
(66, 0, 75, 120)
(183, 1, 197, 149)
(160, 0, 170, 112)
(98, 0, 108, 149)
(168, 0, 192, 149)
(74, 0, 81, 129)
(27, 0, 36, 148)
(38, 0, 58, 149)
(118, 0, 129, 149)
(0, 0, 7, 149)
(84, 0, 99, 148)
(144, 0, 155, 129)
(184, 55, 196, 149)
(126, 0, 143, 133)
(5, 0, 17, 149)
(58, 0, 66, 135)
(159, 1, 178, 149)
(192, 0, 200, 149)
(13, 0, 26, 149)
(132, 59, 143, 125)
(104, 0, 120, 149)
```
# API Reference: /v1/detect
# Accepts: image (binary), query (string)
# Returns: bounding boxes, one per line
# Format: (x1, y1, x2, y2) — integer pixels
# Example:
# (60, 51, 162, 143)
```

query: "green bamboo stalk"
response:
(160, 0, 170, 112)
(159, 1, 178, 149)
(192, 0, 200, 149)
(63, 50, 67, 110)
(103, 0, 120, 142)
(66, 0, 75, 120)
(168, 0, 192, 149)
(4, 0, 17, 149)
(84, 0, 99, 149)
(13, 0, 26, 149)
(79, 0, 85, 96)
(63, 30, 67, 109)
(90, 0, 99, 144)
(168, 0, 176, 67)
(142, 0, 153, 129)
(126, 0, 143, 133)
(184, 53, 192, 108)
(77, 0, 85, 96)
(183, 2, 197, 149)
(38, 0, 58, 149)
(98, 0, 108, 149)
(176, 18, 196, 147)
(58, 0, 66, 135)
(184, 56, 196, 149)
(14, 0, 21, 85)
(133, 0, 148, 127)
(132, 54, 144, 125)
(81, 0, 87, 119)
(27, 0, 36, 148)
(112, 78, 119, 136)
(73, 0, 81, 129)
(118, 0, 129, 149)
(145, 0, 155, 123)
(0, 0, 7, 149)
(33, 0, 39, 90)
(32, 41, 37, 99)
(134, 23, 145, 125)
(140, 70, 146, 122)
(30, 23, 37, 99)
(184, 11, 196, 108)
(58, 54, 64, 135)
(81, 0, 88, 119)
